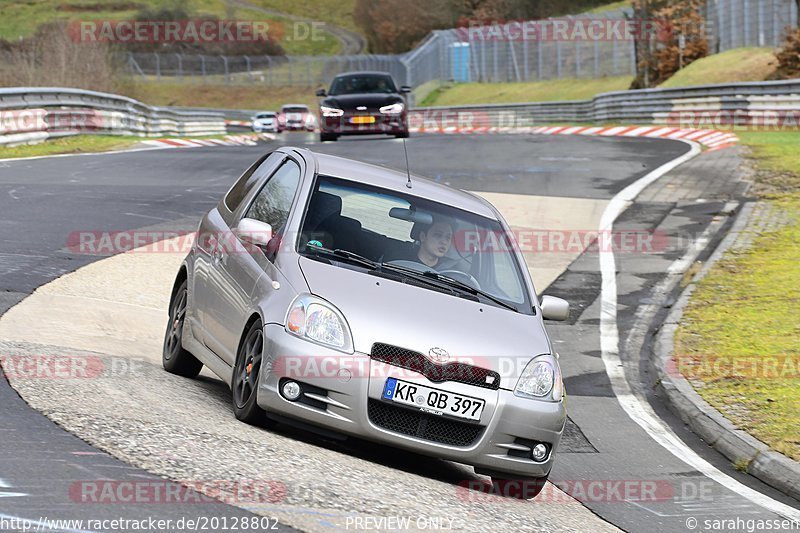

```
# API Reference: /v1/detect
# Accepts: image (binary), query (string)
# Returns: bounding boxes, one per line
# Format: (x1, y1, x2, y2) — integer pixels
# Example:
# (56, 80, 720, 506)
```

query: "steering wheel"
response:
(438, 270, 480, 290)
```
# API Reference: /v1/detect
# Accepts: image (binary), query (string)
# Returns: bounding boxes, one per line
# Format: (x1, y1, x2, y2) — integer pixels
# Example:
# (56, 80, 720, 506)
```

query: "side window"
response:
(245, 159, 302, 234)
(224, 153, 280, 212)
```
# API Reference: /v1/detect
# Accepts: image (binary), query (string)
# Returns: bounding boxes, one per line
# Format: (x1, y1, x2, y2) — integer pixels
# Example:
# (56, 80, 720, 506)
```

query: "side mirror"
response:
(400, 85, 411, 93)
(235, 218, 273, 248)
(315, 88, 327, 97)
(540, 295, 569, 321)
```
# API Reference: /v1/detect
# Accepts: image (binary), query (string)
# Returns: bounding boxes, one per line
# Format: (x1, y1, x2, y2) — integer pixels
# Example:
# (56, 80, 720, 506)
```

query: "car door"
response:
(202, 156, 304, 365)
(191, 153, 280, 351)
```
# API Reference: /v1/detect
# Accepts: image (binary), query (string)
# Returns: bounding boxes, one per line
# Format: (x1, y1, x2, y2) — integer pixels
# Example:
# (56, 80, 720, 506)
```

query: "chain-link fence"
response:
(706, 0, 798, 52)
(127, 0, 798, 88)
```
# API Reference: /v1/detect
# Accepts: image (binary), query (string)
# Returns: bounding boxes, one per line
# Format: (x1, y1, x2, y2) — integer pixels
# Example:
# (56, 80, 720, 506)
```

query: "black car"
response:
(316, 71, 411, 142)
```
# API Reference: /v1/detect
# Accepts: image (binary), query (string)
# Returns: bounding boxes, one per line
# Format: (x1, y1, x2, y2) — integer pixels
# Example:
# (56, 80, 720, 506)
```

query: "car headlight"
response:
(320, 105, 344, 117)
(285, 294, 353, 352)
(379, 102, 404, 114)
(514, 355, 563, 400)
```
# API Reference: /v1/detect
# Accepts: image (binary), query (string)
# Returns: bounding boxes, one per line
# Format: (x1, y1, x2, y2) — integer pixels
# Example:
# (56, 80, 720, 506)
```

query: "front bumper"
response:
(258, 325, 566, 478)
(320, 113, 408, 135)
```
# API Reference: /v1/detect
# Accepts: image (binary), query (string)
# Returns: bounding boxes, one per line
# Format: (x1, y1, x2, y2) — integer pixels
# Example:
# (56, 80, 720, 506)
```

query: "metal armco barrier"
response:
(0, 87, 226, 146)
(409, 79, 800, 129)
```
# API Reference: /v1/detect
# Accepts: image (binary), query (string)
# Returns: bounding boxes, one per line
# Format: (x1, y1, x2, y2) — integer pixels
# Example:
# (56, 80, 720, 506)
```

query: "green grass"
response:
(0, 134, 138, 158)
(660, 48, 778, 88)
(127, 82, 318, 111)
(581, 1, 631, 14)
(674, 131, 800, 462)
(420, 76, 634, 107)
(0, 0, 340, 55)
(247, 0, 359, 34)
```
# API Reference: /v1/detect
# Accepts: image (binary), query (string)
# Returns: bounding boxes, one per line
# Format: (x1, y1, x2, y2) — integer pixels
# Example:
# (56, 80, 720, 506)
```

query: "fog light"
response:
(281, 380, 301, 401)
(531, 443, 549, 462)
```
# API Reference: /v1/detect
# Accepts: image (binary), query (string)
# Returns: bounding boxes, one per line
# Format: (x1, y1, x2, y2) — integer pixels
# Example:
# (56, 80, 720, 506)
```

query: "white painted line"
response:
(598, 140, 800, 521)
(0, 478, 9, 488)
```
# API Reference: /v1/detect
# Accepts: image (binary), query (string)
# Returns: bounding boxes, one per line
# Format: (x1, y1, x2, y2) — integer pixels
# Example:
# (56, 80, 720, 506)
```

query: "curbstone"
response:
(652, 202, 800, 503)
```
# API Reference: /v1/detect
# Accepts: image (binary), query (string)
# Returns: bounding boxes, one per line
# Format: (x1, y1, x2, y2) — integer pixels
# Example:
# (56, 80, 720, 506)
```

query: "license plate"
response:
(382, 378, 484, 421)
(350, 116, 375, 124)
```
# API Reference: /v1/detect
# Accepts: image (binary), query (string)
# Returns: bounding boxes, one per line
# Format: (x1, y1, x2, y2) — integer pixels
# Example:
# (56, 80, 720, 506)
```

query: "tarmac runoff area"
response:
(0, 192, 618, 533)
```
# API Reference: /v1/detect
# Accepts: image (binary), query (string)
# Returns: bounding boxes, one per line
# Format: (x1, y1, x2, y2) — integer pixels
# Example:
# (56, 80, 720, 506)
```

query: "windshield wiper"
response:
(379, 263, 518, 313)
(303, 246, 378, 270)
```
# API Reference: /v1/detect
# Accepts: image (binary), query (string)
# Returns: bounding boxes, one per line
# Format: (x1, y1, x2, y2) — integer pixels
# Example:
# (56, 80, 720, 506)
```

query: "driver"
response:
(415, 216, 454, 269)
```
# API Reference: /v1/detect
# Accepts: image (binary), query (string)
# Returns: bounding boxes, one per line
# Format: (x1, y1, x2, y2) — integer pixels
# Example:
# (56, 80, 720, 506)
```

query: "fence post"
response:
(175, 53, 183, 80)
(154, 53, 160, 80)
(221, 55, 229, 84)
(200, 55, 206, 81)
(492, 38, 498, 82)
(744, 0, 750, 46)
(523, 37, 529, 81)
(245, 55, 252, 82)
(594, 40, 599, 78)
(556, 40, 562, 78)
(575, 41, 581, 77)
(537, 37, 543, 80)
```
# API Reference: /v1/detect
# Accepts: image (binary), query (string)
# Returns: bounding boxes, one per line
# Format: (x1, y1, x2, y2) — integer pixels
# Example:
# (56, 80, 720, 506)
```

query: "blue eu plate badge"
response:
(382, 377, 397, 400)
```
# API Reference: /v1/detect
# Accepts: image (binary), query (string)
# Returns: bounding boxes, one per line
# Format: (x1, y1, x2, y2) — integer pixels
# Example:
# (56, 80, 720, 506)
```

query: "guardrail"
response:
(409, 79, 800, 130)
(0, 87, 226, 146)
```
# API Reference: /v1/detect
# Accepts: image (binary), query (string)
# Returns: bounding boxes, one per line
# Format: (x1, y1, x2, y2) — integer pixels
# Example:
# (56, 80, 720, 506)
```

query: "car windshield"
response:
(329, 74, 397, 95)
(282, 107, 307, 113)
(255, 113, 275, 119)
(297, 175, 532, 313)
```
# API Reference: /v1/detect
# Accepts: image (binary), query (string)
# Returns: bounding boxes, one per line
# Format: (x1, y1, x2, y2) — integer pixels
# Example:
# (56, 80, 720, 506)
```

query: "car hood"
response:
(298, 257, 551, 389)
(322, 93, 403, 111)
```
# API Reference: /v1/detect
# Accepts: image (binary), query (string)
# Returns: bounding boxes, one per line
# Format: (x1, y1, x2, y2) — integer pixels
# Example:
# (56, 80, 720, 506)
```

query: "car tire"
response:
(490, 474, 549, 500)
(162, 279, 203, 378)
(395, 131, 410, 139)
(320, 133, 338, 142)
(232, 320, 274, 426)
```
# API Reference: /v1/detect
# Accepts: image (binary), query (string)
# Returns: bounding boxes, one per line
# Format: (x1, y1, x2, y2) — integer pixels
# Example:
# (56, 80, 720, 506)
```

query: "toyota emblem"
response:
(428, 347, 450, 363)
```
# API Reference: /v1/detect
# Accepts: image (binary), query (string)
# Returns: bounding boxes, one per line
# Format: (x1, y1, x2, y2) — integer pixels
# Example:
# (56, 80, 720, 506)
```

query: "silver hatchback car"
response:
(163, 147, 570, 494)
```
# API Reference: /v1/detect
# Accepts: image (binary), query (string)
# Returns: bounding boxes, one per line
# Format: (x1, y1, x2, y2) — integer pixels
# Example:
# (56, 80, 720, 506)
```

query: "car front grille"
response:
(370, 343, 501, 390)
(367, 399, 484, 447)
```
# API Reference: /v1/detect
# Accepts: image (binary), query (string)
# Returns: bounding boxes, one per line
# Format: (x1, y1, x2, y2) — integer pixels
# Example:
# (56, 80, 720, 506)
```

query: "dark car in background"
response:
(278, 104, 316, 132)
(316, 71, 410, 142)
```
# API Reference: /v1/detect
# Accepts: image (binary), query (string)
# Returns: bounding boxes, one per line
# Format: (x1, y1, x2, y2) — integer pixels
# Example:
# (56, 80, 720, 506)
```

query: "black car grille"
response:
(368, 399, 484, 447)
(370, 343, 501, 390)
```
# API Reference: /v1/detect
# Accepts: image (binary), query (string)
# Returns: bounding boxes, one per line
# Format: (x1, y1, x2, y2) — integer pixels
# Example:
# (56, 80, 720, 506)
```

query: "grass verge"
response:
(0, 132, 247, 159)
(674, 131, 800, 462)
(128, 82, 318, 111)
(0, 135, 138, 159)
(420, 76, 633, 106)
(660, 48, 778, 88)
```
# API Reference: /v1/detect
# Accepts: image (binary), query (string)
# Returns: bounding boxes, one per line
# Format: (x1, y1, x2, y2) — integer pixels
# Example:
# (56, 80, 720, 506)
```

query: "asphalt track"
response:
(0, 132, 797, 531)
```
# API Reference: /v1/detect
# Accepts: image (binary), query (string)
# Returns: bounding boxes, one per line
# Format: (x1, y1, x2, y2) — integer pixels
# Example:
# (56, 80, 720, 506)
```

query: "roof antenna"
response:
(402, 138, 413, 189)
